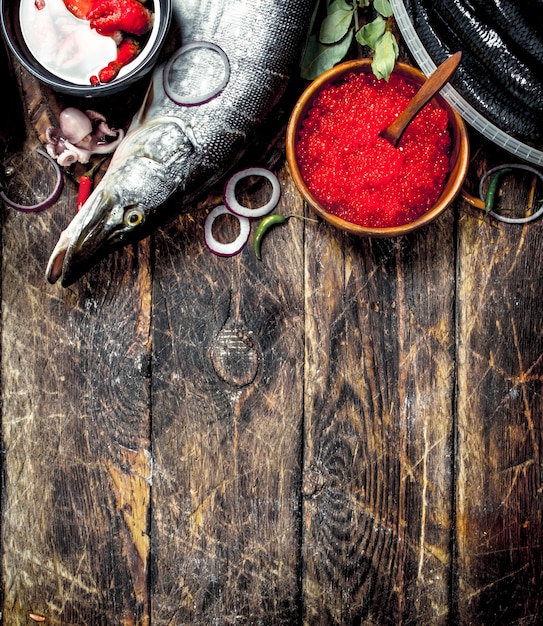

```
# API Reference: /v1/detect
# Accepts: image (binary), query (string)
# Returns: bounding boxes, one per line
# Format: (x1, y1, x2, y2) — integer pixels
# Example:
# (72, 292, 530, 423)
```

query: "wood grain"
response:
(1, 204, 153, 624)
(1, 68, 153, 625)
(302, 211, 456, 624)
(456, 166, 543, 623)
(150, 170, 306, 624)
(2, 44, 543, 626)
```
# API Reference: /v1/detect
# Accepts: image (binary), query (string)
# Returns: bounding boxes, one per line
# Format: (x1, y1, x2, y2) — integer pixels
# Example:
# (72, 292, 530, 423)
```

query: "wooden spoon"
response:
(381, 51, 462, 147)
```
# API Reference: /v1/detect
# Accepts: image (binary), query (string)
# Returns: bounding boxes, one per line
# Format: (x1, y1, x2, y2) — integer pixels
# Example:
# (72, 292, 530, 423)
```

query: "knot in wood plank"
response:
(209, 324, 261, 387)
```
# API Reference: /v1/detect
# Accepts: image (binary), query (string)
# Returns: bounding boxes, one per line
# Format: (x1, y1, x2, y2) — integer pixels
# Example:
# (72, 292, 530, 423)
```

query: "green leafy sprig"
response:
(301, 0, 399, 81)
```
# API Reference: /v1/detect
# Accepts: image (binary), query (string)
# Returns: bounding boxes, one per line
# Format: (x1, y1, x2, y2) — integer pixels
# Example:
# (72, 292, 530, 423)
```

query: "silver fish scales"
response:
(46, 0, 313, 286)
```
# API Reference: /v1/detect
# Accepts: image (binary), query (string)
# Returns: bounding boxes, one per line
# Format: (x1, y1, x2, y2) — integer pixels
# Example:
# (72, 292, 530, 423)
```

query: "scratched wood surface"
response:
(1, 40, 543, 626)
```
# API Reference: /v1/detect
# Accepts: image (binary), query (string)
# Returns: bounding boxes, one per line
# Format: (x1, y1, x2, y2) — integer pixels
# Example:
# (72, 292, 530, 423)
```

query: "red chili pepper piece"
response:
(76, 176, 93, 212)
(76, 157, 107, 212)
(90, 37, 140, 84)
(35, 0, 46, 9)
(62, 0, 94, 20)
(86, 0, 153, 36)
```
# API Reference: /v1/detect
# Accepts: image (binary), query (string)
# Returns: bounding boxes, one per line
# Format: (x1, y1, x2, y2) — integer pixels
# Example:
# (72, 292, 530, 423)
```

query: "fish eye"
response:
(124, 208, 144, 227)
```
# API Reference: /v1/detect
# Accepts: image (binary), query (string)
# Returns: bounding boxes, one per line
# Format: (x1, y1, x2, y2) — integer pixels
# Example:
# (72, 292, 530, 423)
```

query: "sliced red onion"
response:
(163, 41, 230, 106)
(224, 167, 281, 218)
(204, 204, 250, 257)
(479, 164, 543, 224)
(1, 149, 63, 212)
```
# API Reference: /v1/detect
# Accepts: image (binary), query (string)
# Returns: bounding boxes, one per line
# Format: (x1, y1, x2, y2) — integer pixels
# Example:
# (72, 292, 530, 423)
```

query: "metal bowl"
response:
(0, 0, 172, 97)
(286, 58, 470, 237)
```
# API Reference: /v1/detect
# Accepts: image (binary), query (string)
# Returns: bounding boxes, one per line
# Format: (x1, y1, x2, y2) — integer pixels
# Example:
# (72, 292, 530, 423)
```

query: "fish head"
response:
(46, 119, 199, 287)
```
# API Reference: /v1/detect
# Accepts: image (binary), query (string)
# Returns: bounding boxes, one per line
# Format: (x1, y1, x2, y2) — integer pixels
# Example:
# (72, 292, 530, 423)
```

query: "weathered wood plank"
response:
(456, 163, 543, 624)
(302, 211, 456, 624)
(150, 168, 305, 624)
(1, 213, 153, 624)
(1, 69, 153, 625)
(3, 30, 543, 626)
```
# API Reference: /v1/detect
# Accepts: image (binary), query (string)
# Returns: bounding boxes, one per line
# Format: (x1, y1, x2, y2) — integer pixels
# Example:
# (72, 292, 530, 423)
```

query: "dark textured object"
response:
(434, 0, 543, 109)
(406, 0, 543, 143)
(0, 39, 24, 155)
(470, 0, 543, 64)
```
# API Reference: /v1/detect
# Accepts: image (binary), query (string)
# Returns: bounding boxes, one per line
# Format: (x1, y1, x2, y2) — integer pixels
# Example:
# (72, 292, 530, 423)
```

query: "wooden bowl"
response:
(286, 59, 470, 237)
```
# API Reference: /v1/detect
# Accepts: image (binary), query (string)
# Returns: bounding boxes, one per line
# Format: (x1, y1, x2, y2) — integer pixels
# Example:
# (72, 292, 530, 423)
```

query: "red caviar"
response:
(296, 72, 452, 228)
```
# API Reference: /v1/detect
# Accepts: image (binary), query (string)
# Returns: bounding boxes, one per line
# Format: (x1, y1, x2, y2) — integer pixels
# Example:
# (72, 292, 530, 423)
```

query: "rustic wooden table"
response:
(1, 39, 542, 625)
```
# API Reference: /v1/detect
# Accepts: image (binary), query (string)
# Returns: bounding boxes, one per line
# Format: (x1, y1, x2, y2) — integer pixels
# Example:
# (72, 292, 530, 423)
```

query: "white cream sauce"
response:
(20, 0, 117, 85)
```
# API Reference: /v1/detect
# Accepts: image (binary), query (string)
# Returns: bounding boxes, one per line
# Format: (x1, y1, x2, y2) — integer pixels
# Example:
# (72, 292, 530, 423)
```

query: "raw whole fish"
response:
(432, 0, 543, 109)
(405, 0, 543, 145)
(46, 0, 313, 286)
(469, 0, 543, 65)
(406, 0, 543, 142)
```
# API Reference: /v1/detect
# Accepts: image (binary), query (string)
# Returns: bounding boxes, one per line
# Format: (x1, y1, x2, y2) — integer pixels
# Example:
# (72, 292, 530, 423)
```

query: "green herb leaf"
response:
(320, 7, 355, 44)
(329, 0, 354, 12)
(301, 0, 397, 81)
(306, 0, 321, 38)
(300, 30, 354, 80)
(373, 0, 393, 17)
(371, 30, 399, 80)
(355, 15, 386, 48)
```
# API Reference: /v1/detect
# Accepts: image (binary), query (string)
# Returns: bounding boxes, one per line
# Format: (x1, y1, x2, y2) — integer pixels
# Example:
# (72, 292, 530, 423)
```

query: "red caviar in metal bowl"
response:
(286, 59, 470, 237)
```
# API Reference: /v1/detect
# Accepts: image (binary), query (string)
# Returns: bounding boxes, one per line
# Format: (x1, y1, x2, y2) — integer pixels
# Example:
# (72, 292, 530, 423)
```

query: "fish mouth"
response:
(45, 233, 92, 288)
(46, 192, 120, 287)
(45, 232, 71, 286)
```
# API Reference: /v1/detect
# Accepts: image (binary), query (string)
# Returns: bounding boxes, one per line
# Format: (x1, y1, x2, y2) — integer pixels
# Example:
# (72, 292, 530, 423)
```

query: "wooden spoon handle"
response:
(381, 51, 462, 147)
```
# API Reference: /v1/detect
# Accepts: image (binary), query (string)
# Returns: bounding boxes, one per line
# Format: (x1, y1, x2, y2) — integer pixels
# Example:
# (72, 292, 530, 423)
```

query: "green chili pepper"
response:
(253, 214, 287, 260)
(253, 213, 319, 260)
(484, 167, 513, 213)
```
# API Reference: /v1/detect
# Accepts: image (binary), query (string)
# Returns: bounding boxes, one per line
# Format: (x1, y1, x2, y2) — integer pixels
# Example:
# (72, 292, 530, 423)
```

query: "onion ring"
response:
(204, 204, 250, 257)
(479, 164, 543, 224)
(163, 41, 231, 106)
(224, 167, 281, 218)
(1, 149, 63, 212)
